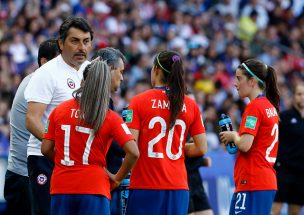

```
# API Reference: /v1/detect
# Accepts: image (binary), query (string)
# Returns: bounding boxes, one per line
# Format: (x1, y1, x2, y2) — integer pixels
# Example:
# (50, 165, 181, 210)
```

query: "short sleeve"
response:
(239, 103, 261, 137)
(24, 67, 56, 104)
(109, 111, 135, 147)
(189, 102, 205, 136)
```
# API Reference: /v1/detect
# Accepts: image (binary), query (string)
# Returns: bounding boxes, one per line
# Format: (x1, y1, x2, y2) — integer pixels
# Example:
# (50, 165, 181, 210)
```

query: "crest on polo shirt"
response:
(37, 174, 47, 185)
(67, 78, 76, 89)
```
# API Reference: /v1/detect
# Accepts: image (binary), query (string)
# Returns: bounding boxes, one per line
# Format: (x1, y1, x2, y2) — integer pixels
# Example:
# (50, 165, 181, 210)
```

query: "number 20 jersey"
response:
(126, 89, 205, 190)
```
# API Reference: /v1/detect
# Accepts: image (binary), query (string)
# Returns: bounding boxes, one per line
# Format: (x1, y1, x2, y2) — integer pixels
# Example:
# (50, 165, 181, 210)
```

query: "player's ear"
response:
(249, 77, 256, 87)
(58, 39, 64, 51)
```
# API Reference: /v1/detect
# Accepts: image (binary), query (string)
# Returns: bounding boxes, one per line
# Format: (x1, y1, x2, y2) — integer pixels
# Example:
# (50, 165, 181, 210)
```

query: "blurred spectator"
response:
(240, 0, 269, 29)
(8, 33, 31, 75)
(127, 53, 151, 88)
(213, 0, 240, 18)
(0, 99, 10, 156)
(237, 9, 258, 42)
(0, 0, 302, 164)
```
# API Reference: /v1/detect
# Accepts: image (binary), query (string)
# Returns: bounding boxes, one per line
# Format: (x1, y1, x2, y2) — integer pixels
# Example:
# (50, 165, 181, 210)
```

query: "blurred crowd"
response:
(0, 0, 304, 156)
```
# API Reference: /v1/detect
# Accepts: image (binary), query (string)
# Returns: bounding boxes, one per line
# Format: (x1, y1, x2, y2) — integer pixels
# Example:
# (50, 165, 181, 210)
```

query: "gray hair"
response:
(91, 47, 127, 69)
(73, 60, 111, 133)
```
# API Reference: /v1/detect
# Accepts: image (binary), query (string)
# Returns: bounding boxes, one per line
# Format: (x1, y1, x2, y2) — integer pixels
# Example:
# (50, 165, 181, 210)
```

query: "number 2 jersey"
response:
(43, 99, 134, 199)
(235, 96, 279, 192)
(126, 89, 205, 190)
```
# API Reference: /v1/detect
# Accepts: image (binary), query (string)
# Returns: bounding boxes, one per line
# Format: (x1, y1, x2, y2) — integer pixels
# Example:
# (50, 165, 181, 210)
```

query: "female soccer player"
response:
(41, 61, 139, 215)
(125, 50, 208, 215)
(220, 59, 280, 215)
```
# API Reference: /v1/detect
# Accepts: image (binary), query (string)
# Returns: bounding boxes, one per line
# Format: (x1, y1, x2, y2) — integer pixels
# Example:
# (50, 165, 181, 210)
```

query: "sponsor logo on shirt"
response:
(67, 78, 76, 89)
(37, 174, 47, 185)
(245, 116, 257, 129)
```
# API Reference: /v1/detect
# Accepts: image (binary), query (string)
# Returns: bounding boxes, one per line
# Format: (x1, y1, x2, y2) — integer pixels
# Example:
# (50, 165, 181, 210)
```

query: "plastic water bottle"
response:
(218, 114, 238, 154)
(121, 106, 128, 122)
(120, 107, 130, 215)
(120, 173, 130, 215)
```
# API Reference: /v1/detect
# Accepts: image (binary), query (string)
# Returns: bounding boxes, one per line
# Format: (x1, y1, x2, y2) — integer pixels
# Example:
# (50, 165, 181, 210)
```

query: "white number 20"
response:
(148, 116, 186, 160)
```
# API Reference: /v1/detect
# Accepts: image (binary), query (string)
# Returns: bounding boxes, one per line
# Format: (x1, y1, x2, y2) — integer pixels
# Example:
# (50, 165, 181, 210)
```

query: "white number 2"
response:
(265, 123, 278, 163)
(61, 125, 95, 166)
(148, 117, 186, 160)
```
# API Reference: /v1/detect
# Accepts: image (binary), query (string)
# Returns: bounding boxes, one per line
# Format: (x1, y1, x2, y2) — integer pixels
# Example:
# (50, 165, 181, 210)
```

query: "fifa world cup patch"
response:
(44, 120, 50, 133)
(125, 110, 133, 123)
(245, 116, 257, 129)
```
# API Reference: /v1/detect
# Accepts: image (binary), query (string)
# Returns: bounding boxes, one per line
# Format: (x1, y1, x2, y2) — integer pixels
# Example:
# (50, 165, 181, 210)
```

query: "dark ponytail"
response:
(239, 59, 280, 112)
(265, 65, 280, 112)
(154, 51, 186, 128)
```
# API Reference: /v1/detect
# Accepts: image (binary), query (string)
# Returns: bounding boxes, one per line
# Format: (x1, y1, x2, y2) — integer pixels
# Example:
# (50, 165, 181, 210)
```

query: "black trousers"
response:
(28, 155, 53, 215)
(188, 171, 212, 213)
(4, 170, 31, 215)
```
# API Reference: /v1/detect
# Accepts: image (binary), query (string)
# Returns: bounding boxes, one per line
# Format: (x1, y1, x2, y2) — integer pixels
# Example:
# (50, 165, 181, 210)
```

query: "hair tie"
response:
(157, 53, 170, 73)
(172, 55, 180, 63)
(242, 63, 264, 84)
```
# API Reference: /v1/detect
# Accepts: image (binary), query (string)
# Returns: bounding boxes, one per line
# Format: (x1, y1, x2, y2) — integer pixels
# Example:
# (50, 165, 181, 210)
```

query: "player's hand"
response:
(104, 167, 121, 191)
(219, 131, 237, 145)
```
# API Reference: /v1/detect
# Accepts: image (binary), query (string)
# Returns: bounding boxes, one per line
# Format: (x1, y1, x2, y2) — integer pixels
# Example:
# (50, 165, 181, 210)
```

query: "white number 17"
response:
(61, 125, 95, 166)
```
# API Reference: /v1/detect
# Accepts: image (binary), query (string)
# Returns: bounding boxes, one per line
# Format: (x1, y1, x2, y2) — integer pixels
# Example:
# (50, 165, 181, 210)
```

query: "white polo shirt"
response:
(24, 54, 90, 156)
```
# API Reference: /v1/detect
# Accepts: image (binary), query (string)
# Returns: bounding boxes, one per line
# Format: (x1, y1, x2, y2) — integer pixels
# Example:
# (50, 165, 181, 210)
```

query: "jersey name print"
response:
(151, 99, 188, 112)
(265, 107, 278, 118)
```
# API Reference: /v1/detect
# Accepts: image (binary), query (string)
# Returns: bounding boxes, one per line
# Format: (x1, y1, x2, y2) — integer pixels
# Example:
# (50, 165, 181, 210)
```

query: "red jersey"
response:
(43, 99, 134, 199)
(235, 97, 279, 192)
(126, 89, 205, 190)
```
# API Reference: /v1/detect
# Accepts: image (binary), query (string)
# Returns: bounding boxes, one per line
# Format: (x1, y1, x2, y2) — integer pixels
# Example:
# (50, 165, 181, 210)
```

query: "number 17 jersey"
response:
(126, 89, 205, 190)
(43, 99, 134, 199)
